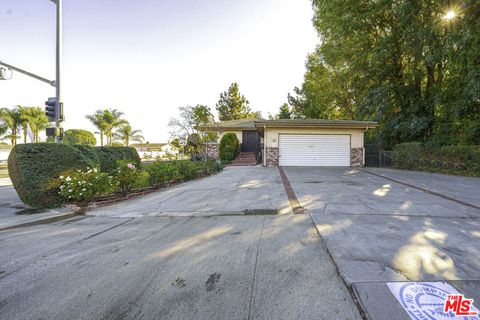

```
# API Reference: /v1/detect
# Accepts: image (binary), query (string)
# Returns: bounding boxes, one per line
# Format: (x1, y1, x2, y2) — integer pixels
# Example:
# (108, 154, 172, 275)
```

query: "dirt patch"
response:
(205, 273, 221, 292)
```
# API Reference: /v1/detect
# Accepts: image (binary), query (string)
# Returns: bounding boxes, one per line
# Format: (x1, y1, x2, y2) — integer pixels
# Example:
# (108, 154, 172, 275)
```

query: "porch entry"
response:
(241, 130, 260, 153)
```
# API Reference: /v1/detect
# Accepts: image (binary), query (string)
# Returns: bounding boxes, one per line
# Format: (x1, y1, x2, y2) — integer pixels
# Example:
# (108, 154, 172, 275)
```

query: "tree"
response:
(169, 105, 218, 160)
(113, 123, 144, 146)
(64, 129, 97, 146)
(269, 103, 293, 120)
(28, 107, 49, 143)
(293, 0, 480, 148)
(17, 106, 49, 143)
(85, 111, 107, 146)
(0, 107, 22, 145)
(216, 82, 261, 121)
(86, 109, 127, 146)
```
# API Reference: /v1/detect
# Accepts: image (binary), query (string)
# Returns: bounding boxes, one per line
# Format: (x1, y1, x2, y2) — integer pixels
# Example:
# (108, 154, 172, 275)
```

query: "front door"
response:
(242, 131, 258, 152)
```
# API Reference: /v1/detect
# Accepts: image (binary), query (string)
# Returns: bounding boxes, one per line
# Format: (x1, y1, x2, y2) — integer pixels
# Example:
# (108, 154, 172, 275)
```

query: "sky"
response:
(0, 0, 318, 143)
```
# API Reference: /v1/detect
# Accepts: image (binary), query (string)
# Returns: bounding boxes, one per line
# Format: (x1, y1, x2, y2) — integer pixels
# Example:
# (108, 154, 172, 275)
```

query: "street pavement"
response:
(0, 167, 361, 320)
(283, 167, 480, 319)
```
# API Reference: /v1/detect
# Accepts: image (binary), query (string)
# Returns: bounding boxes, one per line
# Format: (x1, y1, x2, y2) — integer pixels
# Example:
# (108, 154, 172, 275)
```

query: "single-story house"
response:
(202, 119, 378, 167)
(132, 143, 180, 160)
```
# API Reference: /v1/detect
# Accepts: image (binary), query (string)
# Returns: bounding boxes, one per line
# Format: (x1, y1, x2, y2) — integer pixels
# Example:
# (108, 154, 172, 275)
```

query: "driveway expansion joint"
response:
(247, 217, 266, 320)
(278, 167, 304, 214)
(362, 169, 480, 212)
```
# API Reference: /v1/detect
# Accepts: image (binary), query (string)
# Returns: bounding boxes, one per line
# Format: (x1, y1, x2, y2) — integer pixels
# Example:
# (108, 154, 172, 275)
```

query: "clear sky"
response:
(1, 0, 317, 143)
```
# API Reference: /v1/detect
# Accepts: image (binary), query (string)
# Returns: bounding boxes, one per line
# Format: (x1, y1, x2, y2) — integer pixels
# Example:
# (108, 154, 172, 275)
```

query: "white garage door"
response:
(279, 134, 350, 166)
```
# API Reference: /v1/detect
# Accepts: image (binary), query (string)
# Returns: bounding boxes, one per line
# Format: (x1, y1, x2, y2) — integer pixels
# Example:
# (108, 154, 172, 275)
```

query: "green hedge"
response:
(8, 143, 140, 208)
(95, 147, 141, 174)
(145, 160, 223, 187)
(219, 133, 239, 161)
(393, 142, 480, 175)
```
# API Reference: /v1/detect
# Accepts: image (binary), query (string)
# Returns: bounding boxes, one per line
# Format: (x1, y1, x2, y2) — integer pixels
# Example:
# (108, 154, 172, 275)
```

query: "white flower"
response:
(82, 188, 86, 191)
(59, 175, 64, 179)
(68, 189, 72, 192)
(65, 176, 72, 182)
(60, 185, 64, 189)
(127, 163, 135, 169)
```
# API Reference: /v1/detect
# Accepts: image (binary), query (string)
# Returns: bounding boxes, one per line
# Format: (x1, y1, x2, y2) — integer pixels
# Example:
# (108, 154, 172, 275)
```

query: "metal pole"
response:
(55, 0, 63, 143)
(0, 60, 55, 86)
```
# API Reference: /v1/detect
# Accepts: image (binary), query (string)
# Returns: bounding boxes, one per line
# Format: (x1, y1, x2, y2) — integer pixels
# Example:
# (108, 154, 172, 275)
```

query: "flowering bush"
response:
(58, 167, 116, 204)
(115, 160, 142, 194)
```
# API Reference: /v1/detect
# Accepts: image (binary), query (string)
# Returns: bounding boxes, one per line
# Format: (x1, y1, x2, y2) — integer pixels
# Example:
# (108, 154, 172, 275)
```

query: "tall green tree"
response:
(292, 0, 480, 147)
(216, 82, 261, 121)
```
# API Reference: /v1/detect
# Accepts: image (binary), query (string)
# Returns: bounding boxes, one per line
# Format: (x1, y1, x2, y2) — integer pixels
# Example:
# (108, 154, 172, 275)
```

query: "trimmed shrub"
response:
(393, 142, 480, 175)
(114, 160, 142, 195)
(8, 143, 141, 208)
(8, 143, 100, 208)
(63, 129, 96, 146)
(144, 160, 223, 187)
(219, 133, 239, 161)
(95, 147, 141, 174)
(145, 161, 180, 187)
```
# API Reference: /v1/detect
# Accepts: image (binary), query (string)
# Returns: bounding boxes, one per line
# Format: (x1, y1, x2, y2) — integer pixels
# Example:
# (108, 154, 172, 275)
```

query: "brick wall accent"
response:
(350, 148, 364, 167)
(266, 147, 279, 166)
(206, 143, 219, 160)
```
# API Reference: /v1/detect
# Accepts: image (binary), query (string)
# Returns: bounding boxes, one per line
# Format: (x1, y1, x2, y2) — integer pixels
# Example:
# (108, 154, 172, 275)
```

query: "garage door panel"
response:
(279, 134, 350, 166)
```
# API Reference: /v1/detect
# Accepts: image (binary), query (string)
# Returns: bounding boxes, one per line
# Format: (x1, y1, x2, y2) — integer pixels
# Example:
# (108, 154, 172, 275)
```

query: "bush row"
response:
(392, 142, 480, 175)
(8, 143, 141, 208)
(145, 160, 223, 187)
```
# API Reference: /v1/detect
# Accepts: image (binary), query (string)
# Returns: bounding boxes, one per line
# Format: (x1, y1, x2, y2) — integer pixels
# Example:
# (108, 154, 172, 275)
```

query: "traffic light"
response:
(45, 97, 64, 122)
(45, 97, 57, 122)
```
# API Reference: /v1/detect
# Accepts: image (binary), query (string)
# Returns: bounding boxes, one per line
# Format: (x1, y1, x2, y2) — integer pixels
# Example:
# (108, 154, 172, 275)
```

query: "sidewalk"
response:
(0, 186, 73, 231)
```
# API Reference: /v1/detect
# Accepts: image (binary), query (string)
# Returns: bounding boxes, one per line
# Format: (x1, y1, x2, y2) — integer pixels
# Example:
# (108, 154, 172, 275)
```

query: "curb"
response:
(0, 212, 77, 232)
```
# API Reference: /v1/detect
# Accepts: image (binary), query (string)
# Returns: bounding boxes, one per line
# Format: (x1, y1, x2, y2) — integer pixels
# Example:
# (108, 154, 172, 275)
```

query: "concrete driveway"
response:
(0, 167, 361, 320)
(283, 167, 480, 319)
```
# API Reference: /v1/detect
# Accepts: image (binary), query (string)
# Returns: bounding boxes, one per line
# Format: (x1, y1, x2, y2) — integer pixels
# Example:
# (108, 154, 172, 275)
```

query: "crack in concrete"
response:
(247, 217, 266, 320)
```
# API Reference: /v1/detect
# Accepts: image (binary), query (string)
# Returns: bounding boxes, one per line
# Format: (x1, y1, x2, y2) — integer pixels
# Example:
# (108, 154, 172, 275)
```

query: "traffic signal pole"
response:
(1, 0, 63, 142)
(55, 0, 63, 143)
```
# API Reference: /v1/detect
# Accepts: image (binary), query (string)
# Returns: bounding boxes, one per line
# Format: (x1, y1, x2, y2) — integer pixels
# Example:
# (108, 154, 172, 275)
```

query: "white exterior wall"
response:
(264, 128, 364, 149)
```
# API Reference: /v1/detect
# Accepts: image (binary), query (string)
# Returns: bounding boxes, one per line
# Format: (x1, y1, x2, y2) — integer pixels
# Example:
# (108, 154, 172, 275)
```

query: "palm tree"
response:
(0, 107, 22, 145)
(16, 107, 50, 143)
(18, 106, 30, 143)
(102, 109, 128, 146)
(27, 107, 49, 142)
(86, 110, 108, 146)
(114, 123, 144, 146)
(86, 109, 127, 146)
